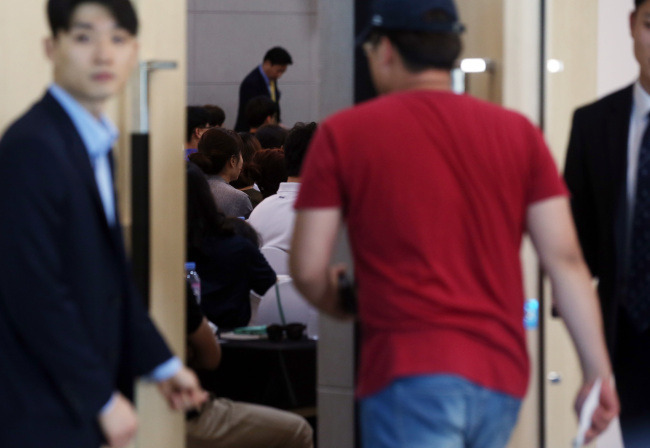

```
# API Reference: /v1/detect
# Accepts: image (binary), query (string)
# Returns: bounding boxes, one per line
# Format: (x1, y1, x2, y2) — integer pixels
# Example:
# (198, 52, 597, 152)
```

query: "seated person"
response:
(255, 124, 288, 149)
(231, 133, 264, 208)
(245, 96, 279, 134)
(203, 104, 226, 128)
(249, 122, 317, 252)
(225, 216, 262, 248)
(186, 105, 217, 160)
(252, 148, 287, 199)
(185, 283, 313, 448)
(190, 128, 253, 218)
(187, 162, 276, 329)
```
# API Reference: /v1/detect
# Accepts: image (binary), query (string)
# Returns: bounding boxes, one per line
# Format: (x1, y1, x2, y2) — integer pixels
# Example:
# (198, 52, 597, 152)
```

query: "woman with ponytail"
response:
(190, 128, 253, 218)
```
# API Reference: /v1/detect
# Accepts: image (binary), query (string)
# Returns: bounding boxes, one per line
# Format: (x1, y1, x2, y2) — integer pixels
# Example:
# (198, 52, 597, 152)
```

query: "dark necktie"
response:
(626, 113, 650, 333)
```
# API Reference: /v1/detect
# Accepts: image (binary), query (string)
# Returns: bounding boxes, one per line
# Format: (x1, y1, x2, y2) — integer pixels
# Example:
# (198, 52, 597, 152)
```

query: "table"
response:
(198, 338, 317, 412)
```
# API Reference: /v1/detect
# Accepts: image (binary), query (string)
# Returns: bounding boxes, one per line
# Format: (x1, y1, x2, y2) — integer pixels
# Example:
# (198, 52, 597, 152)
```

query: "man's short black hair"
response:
(366, 9, 462, 72)
(284, 122, 317, 177)
(255, 125, 288, 149)
(245, 96, 279, 129)
(47, 0, 138, 36)
(186, 106, 214, 143)
(203, 104, 226, 127)
(263, 47, 293, 66)
(636, 0, 648, 8)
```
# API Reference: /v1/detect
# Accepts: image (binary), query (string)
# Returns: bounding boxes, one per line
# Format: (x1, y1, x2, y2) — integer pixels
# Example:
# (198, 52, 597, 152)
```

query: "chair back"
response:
(253, 276, 319, 338)
(260, 246, 289, 275)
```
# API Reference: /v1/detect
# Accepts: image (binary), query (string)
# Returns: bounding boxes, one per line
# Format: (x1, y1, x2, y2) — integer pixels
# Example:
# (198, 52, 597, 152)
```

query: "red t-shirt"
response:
(295, 90, 567, 399)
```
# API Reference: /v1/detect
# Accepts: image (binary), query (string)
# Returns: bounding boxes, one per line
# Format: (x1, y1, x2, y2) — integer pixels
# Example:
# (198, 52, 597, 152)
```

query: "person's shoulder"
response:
(2, 95, 59, 144)
(204, 232, 246, 250)
(231, 187, 252, 201)
(241, 67, 263, 85)
(256, 191, 282, 207)
(410, 91, 537, 131)
(574, 84, 632, 118)
(0, 94, 68, 161)
(220, 233, 259, 255)
(248, 193, 281, 220)
(322, 90, 510, 124)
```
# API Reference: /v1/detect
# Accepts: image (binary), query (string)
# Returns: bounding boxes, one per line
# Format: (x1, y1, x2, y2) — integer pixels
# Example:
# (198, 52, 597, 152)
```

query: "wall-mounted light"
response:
(460, 58, 494, 74)
(546, 59, 565, 74)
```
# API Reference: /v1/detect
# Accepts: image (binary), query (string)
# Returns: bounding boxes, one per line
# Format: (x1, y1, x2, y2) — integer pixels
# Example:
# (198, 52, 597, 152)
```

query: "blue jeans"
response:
(360, 375, 521, 448)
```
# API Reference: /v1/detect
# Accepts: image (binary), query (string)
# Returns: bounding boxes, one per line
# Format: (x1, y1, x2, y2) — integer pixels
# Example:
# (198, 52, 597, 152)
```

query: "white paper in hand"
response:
(573, 378, 602, 447)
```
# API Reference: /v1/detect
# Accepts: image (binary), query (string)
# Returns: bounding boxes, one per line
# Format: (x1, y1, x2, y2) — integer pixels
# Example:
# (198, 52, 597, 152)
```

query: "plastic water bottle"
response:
(185, 262, 201, 304)
(524, 298, 539, 330)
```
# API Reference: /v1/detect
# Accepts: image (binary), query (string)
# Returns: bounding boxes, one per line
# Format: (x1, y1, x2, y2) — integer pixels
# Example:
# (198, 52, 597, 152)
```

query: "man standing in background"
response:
(291, 0, 619, 446)
(565, 1, 650, 445)
(234, 46, 292, 132)
(0, 1, 206, 447)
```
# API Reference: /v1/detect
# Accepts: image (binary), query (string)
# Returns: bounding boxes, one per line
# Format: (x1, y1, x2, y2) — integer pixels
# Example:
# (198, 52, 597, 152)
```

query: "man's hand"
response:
(156, 366, 208, 411)
(574, 376, 620, 444)
(327, 264, 356, 320)
(98, 393, 138, 448)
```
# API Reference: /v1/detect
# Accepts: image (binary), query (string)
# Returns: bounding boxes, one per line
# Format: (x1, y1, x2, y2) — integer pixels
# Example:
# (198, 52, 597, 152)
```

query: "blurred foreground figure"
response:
(290, 0, 619, 447)
(565, 1, 650, 445)
(0, 1, 206, 447)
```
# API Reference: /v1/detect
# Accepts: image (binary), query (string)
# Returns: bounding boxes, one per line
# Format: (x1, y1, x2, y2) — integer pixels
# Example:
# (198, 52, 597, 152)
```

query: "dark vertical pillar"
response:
(131, 132, 150, 308)
(353, 5, 375, 446)
(354, 1, 377, 104)
(538, 1, 547, 446)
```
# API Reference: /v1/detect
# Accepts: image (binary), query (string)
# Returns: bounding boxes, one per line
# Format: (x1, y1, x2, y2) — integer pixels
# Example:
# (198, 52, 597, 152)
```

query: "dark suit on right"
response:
(234, 67, 281, 132)
(565, 84, 650, 445)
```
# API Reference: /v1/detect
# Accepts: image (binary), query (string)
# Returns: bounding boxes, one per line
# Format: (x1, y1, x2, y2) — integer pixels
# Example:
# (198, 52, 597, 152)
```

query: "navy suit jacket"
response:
(0, 92, 173, 447)
(564, 85, 633, 356)
(234, 66, 282, 132)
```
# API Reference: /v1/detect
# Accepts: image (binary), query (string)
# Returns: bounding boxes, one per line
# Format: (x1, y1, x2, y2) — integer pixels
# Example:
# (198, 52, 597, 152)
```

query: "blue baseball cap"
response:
(357, 0, 465, 44)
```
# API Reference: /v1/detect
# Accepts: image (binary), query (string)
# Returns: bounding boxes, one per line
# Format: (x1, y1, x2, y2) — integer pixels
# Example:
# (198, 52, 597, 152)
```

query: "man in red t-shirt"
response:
(289, 0, 619, 447)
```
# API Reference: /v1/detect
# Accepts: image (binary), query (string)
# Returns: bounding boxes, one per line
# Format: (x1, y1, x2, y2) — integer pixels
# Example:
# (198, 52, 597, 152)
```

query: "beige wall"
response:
(315, 1, 356, 448)
(0, 2, 51, 133)
(131, 0, 187, 447)
(501, 2, 544, 445)
(457, 0, 504, 104)
(597, 0, 637, 97)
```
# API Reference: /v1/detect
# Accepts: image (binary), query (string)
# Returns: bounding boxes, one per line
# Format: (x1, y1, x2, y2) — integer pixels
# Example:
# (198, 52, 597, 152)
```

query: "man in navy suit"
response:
(234, 46, 292, 132)
(565, 1, 650, 445)
(0, 1, 206, 447)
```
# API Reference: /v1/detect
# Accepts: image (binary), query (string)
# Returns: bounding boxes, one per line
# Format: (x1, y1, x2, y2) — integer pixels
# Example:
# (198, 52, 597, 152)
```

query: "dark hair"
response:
(225, 217, 260, 247)
(636, 0, 646, 8)
(190, 128, 243, 175)
(47, 0, 138, 36)
(230, 133, 262, 189)
(203, 104, 226, 127)
(186, 106, 214, 143)
(253, 148, 287, 198)
(284, 122, 317, 177)
(367, 10, 462, 72)
(263, 46, 293, 65)
(245, 96, 279, 129)
(238, 133, 262, 163)
(255, 124, 288, 149)
(186, 162, 233, 251)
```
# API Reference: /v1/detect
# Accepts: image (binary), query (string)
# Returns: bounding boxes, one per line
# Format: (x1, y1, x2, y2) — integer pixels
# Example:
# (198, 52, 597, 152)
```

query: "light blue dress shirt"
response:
(49, 84, 118, 225)
(48, 84, 182, 413)
(258, 64, 272, 94)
